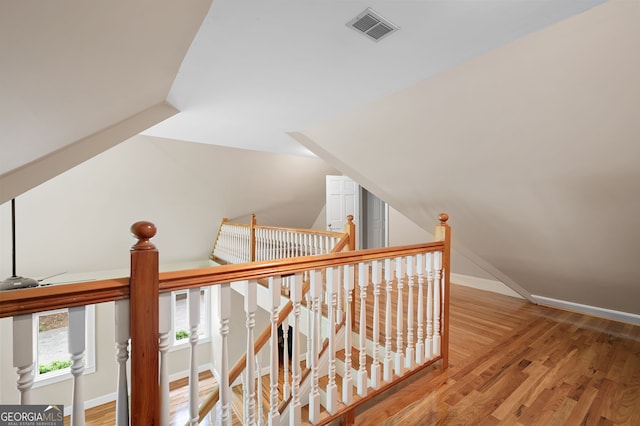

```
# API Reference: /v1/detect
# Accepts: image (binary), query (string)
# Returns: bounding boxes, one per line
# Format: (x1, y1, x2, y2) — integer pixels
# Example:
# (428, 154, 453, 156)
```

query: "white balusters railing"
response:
(69, 305, 86, 426)
(158, 294, 171, 426)
(395, 257, 405, 376)
(188, 288, 200, 425)
(415, 254, 425, 364)
(268, 276, 281, 425)
(342, 264, 354, 405)
(325, 267, 338, 414)
(289, 273, 303, 426)
(3, 215, 449, 426)
(370, 260, 382, 388)
(357, 262, 369, 397)
(405, 256, 415, 369)
(256, 356, 265, 426)
(212, 216, 351, 265)
(433, 252, 442, 357)
(383, 258, 394, 382)
(215, 283, 232, 425)
(426, 252, 434, 360)
(115, 299, 130, 426)
(244, 280, 257, 426)
(308, 270, 321, 424)
(13, 314, 33, 404)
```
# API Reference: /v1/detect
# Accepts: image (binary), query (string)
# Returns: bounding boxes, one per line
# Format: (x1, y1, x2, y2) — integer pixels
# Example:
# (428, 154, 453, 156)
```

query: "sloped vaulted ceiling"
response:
(296, 0, 640, 315)
(0, 0, 212, 202)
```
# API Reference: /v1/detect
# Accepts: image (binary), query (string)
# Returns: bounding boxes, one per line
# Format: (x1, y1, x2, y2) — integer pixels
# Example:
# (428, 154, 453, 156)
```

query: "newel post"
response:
(345, 215, 356, 251)
(250, 213, 257, 262)
(434, 213, 451, 369)
(130, 221, 160, 425)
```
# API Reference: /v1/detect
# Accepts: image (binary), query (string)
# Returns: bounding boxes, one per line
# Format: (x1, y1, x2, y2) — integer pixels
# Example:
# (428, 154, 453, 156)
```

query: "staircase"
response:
(199, 214, 451, 425)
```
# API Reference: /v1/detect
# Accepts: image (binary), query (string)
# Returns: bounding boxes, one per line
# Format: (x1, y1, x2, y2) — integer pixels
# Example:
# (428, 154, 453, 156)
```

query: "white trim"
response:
(450, 273, 523, 299)
(61, 364, 217, 416)
(32, 304, 97, 388)
(169, 362, 215, 383)
(531, 295, 640, 326)
(64, 392, 117, 417)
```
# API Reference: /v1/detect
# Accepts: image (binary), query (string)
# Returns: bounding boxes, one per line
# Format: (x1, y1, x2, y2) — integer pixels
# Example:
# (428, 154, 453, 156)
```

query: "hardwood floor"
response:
(354, 284, 640, 425)
(74, 284, 640, 425)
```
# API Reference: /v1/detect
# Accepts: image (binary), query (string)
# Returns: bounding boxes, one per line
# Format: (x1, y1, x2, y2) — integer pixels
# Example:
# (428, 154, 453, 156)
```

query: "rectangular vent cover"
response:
(347, 8, 398, 42)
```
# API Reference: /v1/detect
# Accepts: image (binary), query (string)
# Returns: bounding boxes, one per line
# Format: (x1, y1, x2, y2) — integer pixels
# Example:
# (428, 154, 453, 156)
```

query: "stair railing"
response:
(211, 214, 353, 264)
(0, 214, 449, 426)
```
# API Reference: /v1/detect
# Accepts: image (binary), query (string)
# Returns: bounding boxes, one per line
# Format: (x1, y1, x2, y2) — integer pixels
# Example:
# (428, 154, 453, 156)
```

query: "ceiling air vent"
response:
(347, 8, 398, 42)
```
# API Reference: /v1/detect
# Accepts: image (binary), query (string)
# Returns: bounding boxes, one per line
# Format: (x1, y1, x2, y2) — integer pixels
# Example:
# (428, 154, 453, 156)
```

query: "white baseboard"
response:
(169, 362, 215, 382)
(531, 295, 640, 326)
(63, 363, 215, 416)
(450, 273, 524, 299)
(64, 392, 117, 416)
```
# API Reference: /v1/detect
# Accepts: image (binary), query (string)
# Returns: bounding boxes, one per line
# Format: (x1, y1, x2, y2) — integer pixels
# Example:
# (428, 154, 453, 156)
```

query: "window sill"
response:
(32, 365, 96, 389)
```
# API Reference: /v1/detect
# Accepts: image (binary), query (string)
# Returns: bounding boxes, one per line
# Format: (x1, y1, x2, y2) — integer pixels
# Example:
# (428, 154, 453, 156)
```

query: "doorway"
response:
(325, 175, 387, 250)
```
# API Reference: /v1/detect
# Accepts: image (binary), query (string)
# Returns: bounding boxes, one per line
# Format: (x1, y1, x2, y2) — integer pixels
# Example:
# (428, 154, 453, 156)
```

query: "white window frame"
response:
(170, 287, 211, 349)
(32, 305, 96, 388)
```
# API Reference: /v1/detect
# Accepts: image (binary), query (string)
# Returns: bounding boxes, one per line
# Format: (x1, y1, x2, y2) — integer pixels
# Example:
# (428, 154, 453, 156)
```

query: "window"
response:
(172, 288, 210, 346)
(32, 305, 95, 387)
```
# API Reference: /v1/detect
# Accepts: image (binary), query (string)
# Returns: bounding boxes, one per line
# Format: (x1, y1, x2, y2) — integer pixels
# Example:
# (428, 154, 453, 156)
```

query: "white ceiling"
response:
(0, 0, 605, 183)
(141, 0, 605, 156)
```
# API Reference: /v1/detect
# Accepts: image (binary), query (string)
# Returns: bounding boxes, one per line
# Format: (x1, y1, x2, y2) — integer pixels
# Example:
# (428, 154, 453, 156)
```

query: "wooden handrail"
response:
(160, 242, 444, 293)
(0, 242, 444, 319)
(0, 278, 129, 318)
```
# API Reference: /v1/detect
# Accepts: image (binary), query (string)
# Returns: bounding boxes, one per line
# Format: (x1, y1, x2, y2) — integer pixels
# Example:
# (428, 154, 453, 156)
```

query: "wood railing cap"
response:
(131, 221, 157, 250)
(439, 213, 449, 225)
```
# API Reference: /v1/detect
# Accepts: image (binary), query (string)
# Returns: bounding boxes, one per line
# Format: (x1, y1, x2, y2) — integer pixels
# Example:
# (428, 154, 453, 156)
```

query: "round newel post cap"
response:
(131, 221, 157, 250)
(346, 215, 354, 223)
(439, 213, 449, 225)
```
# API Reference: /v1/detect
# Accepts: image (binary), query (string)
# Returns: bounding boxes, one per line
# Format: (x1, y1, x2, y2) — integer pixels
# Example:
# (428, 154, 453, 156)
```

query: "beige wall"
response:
(0, 135, 336, 406)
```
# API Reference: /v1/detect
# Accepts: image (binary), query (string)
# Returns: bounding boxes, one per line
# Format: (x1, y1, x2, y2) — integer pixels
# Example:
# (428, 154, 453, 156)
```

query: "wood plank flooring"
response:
(354, 284, 640, 425)
(73, 284, 640, 425)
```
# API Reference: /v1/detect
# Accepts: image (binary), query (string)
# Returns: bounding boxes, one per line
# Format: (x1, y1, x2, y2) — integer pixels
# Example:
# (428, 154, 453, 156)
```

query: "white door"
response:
(326, 175, 361, 249)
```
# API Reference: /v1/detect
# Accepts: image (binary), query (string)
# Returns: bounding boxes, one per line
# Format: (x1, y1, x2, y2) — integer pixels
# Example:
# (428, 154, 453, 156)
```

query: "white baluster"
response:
(289, 273, 303, 426)
(256, 356, 265, 426)
(305, 293, 311, 367)
(215, 283, 232, 425)
(245, 280, 258, 426)
(383, 259, 394, 382)
(114, 300, 130, 426)
(69, 306, 86, 426)
(158, 294, 171, 426)
(268, 276, 281, 426)
(336, 265, 344, 324)
(13, 314, 33, 404)
(342, 264, 354, 404)
(255, 229, 262, 261)
(357, 262, 369, 396)
(370, 261, 381, 388)
(425, 253, 434, 360)
(189, 288, 200, 425)
(308, 270, 321, 423)
(282, 317, 290, 400)
(395, 258, 405, 376)
(433, 251, 442, 357)
(326, 267, 338, 413)
(405, 256, 415, 369)
(415, 254, 425, 364)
